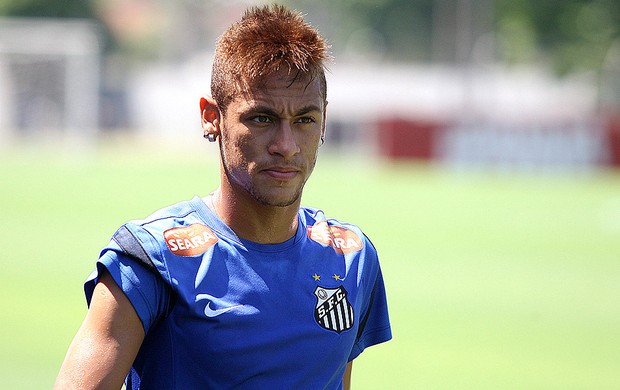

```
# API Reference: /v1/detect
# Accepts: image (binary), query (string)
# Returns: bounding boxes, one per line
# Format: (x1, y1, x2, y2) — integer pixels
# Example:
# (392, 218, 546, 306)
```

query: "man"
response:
(55, 5, 391, 389)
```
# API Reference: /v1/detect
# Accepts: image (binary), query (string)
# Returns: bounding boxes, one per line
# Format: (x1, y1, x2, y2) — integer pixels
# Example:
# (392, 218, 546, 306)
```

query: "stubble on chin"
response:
(249, 185, 303, 208)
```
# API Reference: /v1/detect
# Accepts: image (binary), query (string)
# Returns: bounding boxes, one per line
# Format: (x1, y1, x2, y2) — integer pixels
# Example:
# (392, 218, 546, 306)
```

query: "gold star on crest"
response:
(312, 273, 321, 281)
(332, 274, 342, 281)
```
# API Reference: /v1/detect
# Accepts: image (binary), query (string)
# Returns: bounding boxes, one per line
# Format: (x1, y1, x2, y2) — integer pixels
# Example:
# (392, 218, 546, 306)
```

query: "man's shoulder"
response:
(116, 197, 207, 246)
(299, 206, 363, 232)
(300, 206, 376, 254)
(138, 198, 200, 226)
(105, 197, 213, 272)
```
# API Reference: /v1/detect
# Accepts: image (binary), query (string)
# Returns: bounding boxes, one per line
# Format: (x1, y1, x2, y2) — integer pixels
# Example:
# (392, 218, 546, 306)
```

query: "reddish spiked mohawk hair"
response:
(211, 4, 331, 113)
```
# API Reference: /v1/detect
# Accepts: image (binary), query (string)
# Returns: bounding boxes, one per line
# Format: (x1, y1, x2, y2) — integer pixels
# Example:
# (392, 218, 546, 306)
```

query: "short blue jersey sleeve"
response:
(84, 245, 172, 333)
(349, 263, 391, 361)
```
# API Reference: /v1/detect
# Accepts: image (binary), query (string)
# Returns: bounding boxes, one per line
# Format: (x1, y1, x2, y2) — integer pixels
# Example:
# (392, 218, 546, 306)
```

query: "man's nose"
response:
(268, 121, 300, 158)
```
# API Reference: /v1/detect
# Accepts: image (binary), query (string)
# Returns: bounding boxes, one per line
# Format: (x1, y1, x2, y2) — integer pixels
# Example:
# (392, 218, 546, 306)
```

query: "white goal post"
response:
(0, 17, 100, 145)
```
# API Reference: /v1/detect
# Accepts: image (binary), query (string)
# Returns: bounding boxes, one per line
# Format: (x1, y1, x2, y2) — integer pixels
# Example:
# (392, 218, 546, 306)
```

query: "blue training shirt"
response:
(85, 196, 391, 389)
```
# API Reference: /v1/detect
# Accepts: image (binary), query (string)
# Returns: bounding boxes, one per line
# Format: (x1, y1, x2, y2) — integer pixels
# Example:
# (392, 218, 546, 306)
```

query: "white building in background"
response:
(127, 55, 606, 171)
(127, 57, 598, 131)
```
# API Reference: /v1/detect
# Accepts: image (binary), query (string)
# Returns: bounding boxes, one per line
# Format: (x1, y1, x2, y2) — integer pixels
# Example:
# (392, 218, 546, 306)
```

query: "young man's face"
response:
(219, 69, 326, 208)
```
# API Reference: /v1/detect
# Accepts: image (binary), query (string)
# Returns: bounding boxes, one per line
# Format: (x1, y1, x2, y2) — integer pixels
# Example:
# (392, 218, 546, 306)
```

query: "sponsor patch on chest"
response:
(314, 285, 354, 333)
(164, 223, 218, 256)
(307, 221, 362, 254)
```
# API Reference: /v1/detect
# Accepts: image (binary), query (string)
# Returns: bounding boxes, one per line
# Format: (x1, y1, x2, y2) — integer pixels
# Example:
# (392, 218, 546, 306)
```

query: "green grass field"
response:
(1, 143, 619, 389)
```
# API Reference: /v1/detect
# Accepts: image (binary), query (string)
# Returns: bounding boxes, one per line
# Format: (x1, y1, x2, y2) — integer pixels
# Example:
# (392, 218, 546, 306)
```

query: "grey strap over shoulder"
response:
(112, 224, 178, 320)
(112, 224, 158, 274)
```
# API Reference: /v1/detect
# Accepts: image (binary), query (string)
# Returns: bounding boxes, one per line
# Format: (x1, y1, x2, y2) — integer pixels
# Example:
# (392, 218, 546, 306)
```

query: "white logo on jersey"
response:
(196, 294, 243, 318)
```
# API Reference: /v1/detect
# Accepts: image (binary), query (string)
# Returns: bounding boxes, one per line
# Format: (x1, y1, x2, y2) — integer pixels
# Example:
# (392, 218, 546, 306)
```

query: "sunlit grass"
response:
(1, 143, 619, 388)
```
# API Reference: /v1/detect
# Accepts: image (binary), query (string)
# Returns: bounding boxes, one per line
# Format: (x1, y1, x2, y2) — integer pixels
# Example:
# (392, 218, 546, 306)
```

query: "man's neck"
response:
(207, 188, 300, 245)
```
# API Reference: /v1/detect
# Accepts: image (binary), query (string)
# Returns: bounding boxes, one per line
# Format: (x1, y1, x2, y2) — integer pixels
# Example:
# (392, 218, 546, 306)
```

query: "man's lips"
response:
(262, 167, 300, 180)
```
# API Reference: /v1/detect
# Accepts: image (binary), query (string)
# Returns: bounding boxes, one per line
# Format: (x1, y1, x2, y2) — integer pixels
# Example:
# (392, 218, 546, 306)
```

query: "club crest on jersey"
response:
(314, 286, 354, 334)
(307, 221, 362, 254)
(164, 223, 218, 257)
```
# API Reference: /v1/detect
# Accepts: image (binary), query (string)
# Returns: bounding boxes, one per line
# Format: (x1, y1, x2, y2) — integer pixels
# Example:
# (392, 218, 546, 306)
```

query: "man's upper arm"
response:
(343, 361, 352, 390)
(55, 271, 145, 389)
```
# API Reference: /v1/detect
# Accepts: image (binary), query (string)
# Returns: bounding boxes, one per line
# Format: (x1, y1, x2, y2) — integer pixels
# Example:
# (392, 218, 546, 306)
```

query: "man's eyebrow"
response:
(245, 104, 322, 117)
(246, 105, 279, 117)
(296, 105, 323, 115)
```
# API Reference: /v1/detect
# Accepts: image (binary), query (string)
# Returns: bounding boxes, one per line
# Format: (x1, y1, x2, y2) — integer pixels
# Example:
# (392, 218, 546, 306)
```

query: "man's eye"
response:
(296, 117, 315, 124)
(251, 115, 272, 124)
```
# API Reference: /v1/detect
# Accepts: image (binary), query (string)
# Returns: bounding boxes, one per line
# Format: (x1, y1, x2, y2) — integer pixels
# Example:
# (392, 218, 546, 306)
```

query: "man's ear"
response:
(200, 96, 220, 138)
(320, 100, 328, 143)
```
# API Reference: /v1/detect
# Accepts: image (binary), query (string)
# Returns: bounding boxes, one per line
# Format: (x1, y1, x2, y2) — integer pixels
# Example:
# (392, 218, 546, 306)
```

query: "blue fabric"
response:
(85, 196, 391, 389)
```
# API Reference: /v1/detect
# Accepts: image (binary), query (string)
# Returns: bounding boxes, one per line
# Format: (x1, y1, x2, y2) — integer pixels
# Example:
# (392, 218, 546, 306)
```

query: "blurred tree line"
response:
(495, 0, 619, 75)
(0, 0, 116, 51)
(0, 0, 96, 18)
(287, 0, 619, 76)
(1, 0, 618, 76)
